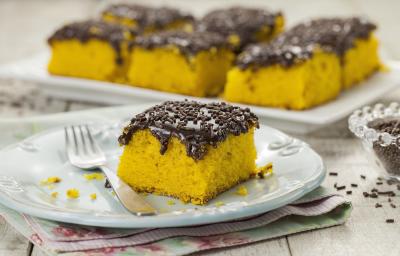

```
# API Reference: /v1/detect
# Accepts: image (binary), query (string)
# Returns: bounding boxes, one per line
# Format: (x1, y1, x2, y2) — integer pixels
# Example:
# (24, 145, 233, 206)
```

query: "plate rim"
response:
(0, 122, 326, 228)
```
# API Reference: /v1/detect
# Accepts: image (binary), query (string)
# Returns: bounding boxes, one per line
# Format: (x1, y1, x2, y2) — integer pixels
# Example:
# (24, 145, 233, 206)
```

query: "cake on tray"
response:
(197, 7, 284, 52)
(117, 100, 259, 205)
(224, 17, 380, 110)
(102, 4, 194, 33)
(127, 31, 235, 97)
(47, 20, 136, 82)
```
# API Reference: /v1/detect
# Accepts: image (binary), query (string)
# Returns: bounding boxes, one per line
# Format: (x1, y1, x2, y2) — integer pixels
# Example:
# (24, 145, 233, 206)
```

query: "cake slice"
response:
(127, 31, 235, 97)
(48, 20, 136, 82)
(117, 100, 259, 205)
(102, 4, 194, 33)
(224, 17, 380, 110)
(197, 7, 284, 52)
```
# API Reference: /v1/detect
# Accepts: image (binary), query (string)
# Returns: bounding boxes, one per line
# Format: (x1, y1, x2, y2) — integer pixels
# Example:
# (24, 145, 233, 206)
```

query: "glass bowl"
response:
(348, 102, 400, 181)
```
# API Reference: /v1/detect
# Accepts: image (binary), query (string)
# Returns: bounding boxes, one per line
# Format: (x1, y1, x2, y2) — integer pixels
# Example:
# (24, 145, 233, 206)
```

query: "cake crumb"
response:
(90, 193, 97, 200)
(41, 176, 62, 185)
(66, 189, 80, 199)
(51, 192, 58, 198)
(84, 173, 104, 181)
(235, 186, 248, 196)
(256, 163, 273, 178)
(215, 201, 225, 207)
(167, 200, 175, 205)
(47, 184, 55, 190)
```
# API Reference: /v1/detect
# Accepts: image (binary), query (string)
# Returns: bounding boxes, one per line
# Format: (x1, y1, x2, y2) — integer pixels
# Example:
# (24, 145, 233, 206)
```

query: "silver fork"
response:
(64, 125, 157, 216)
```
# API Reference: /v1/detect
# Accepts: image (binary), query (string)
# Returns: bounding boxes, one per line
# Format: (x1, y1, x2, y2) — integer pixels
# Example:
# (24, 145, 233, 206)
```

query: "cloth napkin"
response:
(0, 105, 352, 256)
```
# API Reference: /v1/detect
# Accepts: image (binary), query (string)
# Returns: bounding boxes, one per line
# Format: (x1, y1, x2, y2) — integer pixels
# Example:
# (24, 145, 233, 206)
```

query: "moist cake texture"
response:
(48, 20, 136, 82)
(117, 100, 259, 205)
(127, 31, 235, 97)
(224, 17, 380, 109)
(102, 4, 194, 32)
(198, 7, 284, 51)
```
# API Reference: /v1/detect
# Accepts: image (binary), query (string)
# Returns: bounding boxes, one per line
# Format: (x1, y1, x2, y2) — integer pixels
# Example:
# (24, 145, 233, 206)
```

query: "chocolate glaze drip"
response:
(102, 4, 193, 29)
(236, 17, 376, 69)
(119, 100, 259, 160)
(48, 20, 137, 65)
(131, 30, 229, 56)
(197, 7, 282, 50)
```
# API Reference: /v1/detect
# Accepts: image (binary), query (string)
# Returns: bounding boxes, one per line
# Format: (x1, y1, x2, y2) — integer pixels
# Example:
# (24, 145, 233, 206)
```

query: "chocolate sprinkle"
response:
(48, 20, 137, 65)
(197, 7, 282, 50)
(363, 192, 370, 197)
(390, 203, 396, 208)
(375, 203, 382, 208)
(361, 175, 366, 179)
(386, 219, 395, 223)
(336, 185, 346, 191)
(119, 100, 259, 160)
(236, 17, 376, 69)
(102, 4, 193, 30)
(351, 183, 358, 188)
(368, 118, 400, 176)
(132, 30, 229, 56)
(329, 172, 338, 176)
(346, 190, 352, 195)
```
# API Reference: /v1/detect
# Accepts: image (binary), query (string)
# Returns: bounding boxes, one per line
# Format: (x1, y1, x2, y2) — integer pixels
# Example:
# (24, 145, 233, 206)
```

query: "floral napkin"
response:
(0, 105, 352, 256)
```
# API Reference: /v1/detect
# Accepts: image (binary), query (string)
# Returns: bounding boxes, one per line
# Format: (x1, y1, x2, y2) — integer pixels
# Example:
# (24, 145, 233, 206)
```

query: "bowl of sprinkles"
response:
(349, 102, 400, 181)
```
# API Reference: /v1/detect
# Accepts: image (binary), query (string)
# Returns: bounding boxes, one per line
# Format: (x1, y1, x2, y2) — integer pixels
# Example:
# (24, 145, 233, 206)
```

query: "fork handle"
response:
(99, 166, 157, 216)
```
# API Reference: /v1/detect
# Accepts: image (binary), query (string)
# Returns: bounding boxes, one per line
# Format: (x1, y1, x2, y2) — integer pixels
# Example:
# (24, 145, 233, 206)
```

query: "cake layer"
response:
(47, 20, 135, 82)
(118, 128, 256, 205)
(198, 7, 284, 51)
(118, 101, 259, 205)
(225, 17, 380, 109)
(127, 31, 234, 96)
(102, 4, 193, 32)
(225, 50, 341, 110)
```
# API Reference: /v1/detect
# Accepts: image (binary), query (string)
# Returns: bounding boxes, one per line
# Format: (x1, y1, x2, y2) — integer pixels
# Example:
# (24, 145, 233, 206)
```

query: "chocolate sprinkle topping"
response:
(48, 20, 136, 64)
(132, 30, 229, 56)
(119, 100, 259, 160)
(236, 17, 376, 69)
(197, 7, 282, 50)
(102, 4, 193, 30)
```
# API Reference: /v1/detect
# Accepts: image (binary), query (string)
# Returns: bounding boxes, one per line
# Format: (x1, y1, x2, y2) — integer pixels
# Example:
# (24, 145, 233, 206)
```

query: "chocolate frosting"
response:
(48, 20, 137, 64)
(119, 100, 259, 160)
(102, 4, 193, 29)
(236, 17, 376, 69)
(197, 7, 282, 50)
(131, 30, 229, 56)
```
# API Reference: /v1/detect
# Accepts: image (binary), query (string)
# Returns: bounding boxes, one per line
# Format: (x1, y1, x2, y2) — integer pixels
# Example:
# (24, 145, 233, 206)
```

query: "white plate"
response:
(2, 52, 398, 133)
(0, 118, 325, 228)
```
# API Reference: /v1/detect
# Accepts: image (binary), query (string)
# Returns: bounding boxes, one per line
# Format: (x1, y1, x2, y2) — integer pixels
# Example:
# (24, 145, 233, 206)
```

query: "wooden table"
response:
(1, 0, 400, 255)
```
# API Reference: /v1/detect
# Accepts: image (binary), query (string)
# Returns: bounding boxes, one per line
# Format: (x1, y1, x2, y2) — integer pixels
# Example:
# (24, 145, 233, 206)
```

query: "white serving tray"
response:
(1, 52, 399, 134)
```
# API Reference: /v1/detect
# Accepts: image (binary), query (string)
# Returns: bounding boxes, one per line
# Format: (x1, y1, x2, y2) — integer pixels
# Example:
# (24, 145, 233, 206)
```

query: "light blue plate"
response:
(0, 122, 325, 228)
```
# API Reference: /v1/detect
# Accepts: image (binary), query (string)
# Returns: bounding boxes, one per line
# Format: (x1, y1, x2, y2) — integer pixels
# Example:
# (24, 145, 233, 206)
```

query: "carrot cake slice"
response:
(197, 7, 284, 51)
(117, 100, 259, 205)
(127, 31, 235, 97)
(47, 20, 136, 82)
(102, 4, 194, 33)
(224, 17, 380, 110)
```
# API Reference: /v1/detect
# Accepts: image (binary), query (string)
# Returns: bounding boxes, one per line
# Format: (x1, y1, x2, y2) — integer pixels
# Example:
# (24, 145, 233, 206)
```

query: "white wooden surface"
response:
(1, 0, 400, 255)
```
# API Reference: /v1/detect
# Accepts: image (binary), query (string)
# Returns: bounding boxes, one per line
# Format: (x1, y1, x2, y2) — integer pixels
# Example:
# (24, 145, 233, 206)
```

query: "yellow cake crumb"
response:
(47, 184, 55, 190)
(235, 186, 248, 196)
(41, 176, 62, 185)
(167, 200, 175, 206)
(66, 189, 80, 199)
(256, 162, 273, 179)
(215, 201, 225, 207)
(90, 193, 97, 200)
(83, 173, 105, 181)
(51, 192, 58, 198)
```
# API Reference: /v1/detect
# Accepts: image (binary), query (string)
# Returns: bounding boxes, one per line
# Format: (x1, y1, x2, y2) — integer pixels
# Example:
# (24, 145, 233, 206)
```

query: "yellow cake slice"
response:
(48, 20, 136, 82)
(198, 7, 284, 52)
(102, 4, 194, 33)
(127, 31, 235, 97)
(224, 17, 380, 110)
(117, 100, 259, 205)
